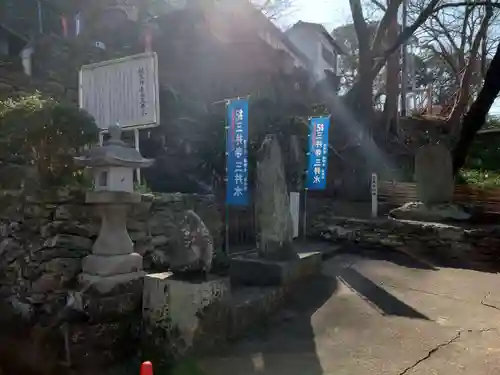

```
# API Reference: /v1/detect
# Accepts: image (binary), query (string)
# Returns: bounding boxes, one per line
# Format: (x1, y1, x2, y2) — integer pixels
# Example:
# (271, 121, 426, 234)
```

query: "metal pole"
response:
(303, 124, 311, 241)
(401, 0, 408, 117)
(224, 102, 230, 256)
(427, 84, 433, 114)
(225, 204, 229, 256)
(36, 0, 43, 34)
(303, 188, 308, 241)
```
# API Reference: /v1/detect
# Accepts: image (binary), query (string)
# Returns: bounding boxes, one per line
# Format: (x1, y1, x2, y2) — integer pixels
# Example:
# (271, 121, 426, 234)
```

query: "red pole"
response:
(140, 361, 153, 375)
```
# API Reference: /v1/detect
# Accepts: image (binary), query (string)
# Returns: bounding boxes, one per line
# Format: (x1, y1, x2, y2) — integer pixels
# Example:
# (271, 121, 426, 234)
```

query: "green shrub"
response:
(0, 93, 98, 189)
(457, 169, 500, 189)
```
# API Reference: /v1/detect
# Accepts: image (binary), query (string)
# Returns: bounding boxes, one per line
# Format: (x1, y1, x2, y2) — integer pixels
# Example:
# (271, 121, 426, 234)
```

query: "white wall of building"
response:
(286, 25, 338, 83)
(286, 27, 318, 77)
(317, 37, 338, 78)
(257, 30, 307, 69)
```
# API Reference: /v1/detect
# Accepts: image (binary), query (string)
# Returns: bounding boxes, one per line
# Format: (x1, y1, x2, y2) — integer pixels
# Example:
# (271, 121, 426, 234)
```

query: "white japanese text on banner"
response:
(226, 99, 249, 206)
(306, 116, 330, 190)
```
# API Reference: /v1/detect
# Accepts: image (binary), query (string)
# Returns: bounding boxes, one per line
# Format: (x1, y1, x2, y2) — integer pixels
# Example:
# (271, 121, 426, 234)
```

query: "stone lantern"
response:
(74, 123, 153, 298)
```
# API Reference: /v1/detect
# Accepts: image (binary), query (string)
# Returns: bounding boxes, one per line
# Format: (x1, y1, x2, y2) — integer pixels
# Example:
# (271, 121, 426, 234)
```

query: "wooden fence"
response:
(379, 181, 500, 214)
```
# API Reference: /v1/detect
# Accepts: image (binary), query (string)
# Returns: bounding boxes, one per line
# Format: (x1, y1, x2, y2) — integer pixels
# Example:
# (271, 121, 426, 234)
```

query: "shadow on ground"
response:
(332, 242, 438, 270)
(198, 246, 438, 375)
(197, 274, 339, 375)
(338, 267, 430, 320)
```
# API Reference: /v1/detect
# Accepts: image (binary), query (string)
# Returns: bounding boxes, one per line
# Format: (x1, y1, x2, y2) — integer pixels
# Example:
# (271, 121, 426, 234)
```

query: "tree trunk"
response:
(452, 42, 500, 174)
(383, 0, 400, 136)
(348, 0, 375, 123)
(447, 4, 492, 131)
(342, 0, 440, 116)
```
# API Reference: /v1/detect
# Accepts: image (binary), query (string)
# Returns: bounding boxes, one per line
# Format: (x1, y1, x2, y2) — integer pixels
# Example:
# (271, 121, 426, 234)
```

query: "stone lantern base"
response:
(73, 191, 145, 318)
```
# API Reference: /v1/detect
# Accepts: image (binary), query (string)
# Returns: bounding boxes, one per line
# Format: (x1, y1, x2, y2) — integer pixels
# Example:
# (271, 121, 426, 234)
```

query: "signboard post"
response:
(304, 116, 330, 238)
(79, 52, 160, 183)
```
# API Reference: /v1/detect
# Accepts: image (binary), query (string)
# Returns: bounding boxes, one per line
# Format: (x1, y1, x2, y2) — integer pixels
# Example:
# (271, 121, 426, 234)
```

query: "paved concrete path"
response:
(196, 250, 500, 375)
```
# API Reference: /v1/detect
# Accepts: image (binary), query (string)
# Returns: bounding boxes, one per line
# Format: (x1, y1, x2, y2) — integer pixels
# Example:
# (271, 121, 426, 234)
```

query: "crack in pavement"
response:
(397, 331, 463, 375)
(481, 292, 500, 311)
(396, 328, 500, 375)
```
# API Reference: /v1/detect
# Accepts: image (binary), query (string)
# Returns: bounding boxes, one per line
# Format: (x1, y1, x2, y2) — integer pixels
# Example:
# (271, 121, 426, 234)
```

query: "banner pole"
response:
(304, 122, 311, 241)
(224, 101, 230, 256)
(225, 204, 229, 256)
(303, 188, 308, 241)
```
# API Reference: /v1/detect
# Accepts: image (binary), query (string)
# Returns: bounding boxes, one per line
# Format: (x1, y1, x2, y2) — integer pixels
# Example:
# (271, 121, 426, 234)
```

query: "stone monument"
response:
(390, 144, 470, 222)
(230, 135, 321, 286)
(254, 135, 296, 260)
(415, 144, 454, 205)
(168, 209, 214, 277)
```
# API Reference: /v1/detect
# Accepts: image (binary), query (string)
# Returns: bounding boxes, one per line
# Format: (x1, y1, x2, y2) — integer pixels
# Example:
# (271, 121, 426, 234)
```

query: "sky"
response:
(286, 0, 351, 31)
(282, 0, 500, 115)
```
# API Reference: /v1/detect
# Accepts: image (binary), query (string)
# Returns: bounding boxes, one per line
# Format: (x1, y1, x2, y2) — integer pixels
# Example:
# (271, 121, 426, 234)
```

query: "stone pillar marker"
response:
(415, 144, 454, 205)
(390, 143, 470, 222)
(230, 135, 322, 286)
(255, 135, 296, 261)
(73, 123, 153, 297)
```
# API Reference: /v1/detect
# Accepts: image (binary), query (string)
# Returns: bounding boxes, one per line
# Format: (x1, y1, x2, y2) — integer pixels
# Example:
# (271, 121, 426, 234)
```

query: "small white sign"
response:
(289, 192, 300, 239)
(371, 173, 378, 218)
(371, 173, 378, 196)
(79, 52, 160, 130)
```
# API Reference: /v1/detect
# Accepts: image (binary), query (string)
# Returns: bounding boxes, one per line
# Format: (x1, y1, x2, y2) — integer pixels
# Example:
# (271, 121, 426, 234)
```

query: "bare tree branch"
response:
(435, 1, 500, 12)
(254, 0, 296, 20)
(349, 0, 371, 54)
(373, 0, 440, 74)
(371, 0, 403, 52)
(370, 0, 388, 11)
(448, 2, 493, 125)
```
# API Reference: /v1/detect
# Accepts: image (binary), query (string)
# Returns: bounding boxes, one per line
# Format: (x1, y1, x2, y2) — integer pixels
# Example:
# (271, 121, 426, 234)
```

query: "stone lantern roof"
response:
(75, 124, 154, 168)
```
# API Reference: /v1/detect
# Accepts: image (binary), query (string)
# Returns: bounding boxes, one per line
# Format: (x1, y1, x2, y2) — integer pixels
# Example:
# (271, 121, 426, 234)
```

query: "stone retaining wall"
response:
(309, 205, 500, 272)
(0, 190, 222, 322)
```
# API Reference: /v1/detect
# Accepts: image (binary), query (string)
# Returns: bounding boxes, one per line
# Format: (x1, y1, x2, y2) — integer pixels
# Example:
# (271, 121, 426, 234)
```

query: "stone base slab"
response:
(229, 251, 322, 286)
(142, 272, 230, 352)
(78, 271, 144, 294)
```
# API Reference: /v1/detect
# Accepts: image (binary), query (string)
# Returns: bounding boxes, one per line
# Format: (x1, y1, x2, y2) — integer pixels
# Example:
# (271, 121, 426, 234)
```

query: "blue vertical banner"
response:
(306, 116, 330, 190)
(226, 99, 249, 206)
